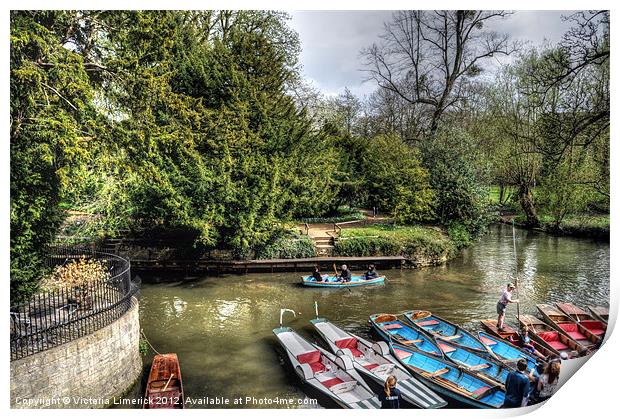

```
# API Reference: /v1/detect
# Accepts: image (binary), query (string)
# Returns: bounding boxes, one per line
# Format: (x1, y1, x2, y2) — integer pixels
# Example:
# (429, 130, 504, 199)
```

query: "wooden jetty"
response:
(131, 255, 407, 274)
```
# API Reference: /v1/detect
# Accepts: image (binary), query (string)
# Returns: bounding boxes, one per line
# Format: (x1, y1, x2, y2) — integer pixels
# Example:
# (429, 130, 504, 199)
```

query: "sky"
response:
(289, 10, 577, 98)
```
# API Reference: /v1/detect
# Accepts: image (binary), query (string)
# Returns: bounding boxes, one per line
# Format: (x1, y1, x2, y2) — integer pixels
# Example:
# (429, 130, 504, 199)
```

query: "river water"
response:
(126, 224, 609, 408)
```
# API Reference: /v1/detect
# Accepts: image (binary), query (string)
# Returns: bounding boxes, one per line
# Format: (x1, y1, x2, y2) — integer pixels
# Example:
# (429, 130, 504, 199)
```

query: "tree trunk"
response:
(518, 185, 539, 227)
(498, 184, 505, 205)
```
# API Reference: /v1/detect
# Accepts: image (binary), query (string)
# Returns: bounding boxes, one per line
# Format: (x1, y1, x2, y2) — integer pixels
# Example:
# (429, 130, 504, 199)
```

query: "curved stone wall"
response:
(10, 297, 142, 409)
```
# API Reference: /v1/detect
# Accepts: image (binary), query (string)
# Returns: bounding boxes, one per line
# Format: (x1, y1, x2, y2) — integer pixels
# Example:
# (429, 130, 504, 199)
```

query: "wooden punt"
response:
(588, 306, 609, 325)
(479, 319, 552, 359)
(556, 302, 607, 339)
(391, 344, 505, 409)
(144, 353, 184, 409)
(517, 314, 584, 358)
(369, 313, 443, 357)
(403, 310, 487, 354)
(537, 304, 601, 349)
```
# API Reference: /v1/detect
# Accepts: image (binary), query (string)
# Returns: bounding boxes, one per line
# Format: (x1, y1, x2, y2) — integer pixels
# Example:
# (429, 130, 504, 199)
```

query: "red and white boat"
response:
(517, 314, 584, 358)
(537, 304, 601, 350)
(556, 302, 607, 338)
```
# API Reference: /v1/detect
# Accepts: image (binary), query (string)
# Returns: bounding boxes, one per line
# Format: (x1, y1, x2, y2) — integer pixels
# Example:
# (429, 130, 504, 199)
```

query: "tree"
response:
(363, 134, 435, 223)
(10, 11, 98, 302)
(362, 10, 514, 136)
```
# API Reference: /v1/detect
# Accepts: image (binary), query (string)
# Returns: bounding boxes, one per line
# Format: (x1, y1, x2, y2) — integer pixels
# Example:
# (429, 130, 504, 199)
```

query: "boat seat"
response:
(588, 328, 605, 336)
(566, 331, 587, 341)
(297, 350, 326, 373)
(400, 339, 423, 345)
(426, 367, 450, 378)
(437, 342, 457, 353)
(416, 319, 440, 327)
(479, 336, 497, 346)
(469, 363, 490, 371)
(393, 348, 412, 360)
(441, 334, 462, 341)
(363, 363, 379, 371)
(335, 337, 363, 357)
(471, 386, 491, 399)
(320, 377, 344, 388)
(383, 323, 402, 330)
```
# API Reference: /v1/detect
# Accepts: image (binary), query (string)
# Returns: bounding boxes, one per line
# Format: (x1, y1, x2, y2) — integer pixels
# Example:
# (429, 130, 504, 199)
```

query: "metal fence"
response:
(9, 246, 140, 361)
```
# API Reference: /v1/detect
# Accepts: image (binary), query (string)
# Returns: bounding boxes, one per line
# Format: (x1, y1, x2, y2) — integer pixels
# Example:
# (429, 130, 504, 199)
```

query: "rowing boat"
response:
(404, 310, 487, 354)
(477, 332, 541, 373)
(144, 353, 184, 409)
(369, 313, 442, 356)
(517, 314, 583, 358)
(300, 275, 385, 288)
(435, 339, 510, 387)
(391, 344, 505, 409)
(479, 319, 552, 359)
(537, 303, 600, 350)
(273, 326, 380, 408)
(556, 302, 607, 338)
(588, 306, 609, 325)
(310, 317, 447, 408)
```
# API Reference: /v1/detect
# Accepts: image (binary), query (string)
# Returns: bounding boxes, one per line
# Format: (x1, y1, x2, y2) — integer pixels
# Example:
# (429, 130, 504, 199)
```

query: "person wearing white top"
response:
(496, 283, 519, 331)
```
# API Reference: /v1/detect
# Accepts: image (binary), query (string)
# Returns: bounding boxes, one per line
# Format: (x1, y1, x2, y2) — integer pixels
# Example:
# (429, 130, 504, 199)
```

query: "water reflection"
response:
(131, 224, 609, 408)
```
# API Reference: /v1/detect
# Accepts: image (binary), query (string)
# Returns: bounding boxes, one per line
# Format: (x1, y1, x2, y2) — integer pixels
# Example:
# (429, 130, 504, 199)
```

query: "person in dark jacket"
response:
(365, 264, 379, 280)
(338, 264, 352, 282)
(378, 375, 401, 409)
(311, 266, 324, 282)
(502, 359, 531, 408)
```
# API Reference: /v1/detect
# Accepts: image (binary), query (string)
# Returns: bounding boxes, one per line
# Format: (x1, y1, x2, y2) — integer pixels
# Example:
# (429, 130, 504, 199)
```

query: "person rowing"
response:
(497, 283, 519, 332)
(338, 264, 352, 282)
(365, 264, 379, 280)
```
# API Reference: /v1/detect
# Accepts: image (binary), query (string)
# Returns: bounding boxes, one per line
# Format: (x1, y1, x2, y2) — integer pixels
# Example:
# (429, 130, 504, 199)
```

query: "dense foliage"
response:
(10, 10, 609, 301)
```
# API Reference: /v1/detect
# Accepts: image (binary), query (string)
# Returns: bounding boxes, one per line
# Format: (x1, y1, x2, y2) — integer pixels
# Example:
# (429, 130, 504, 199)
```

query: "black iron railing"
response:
(9, 246, 139, 361)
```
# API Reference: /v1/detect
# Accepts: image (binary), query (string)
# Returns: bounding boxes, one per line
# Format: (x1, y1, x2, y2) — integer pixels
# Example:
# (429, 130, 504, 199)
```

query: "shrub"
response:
(254, 234, 315, 259)
(447, 222, 472, 249)
(40, 257, 110, 292)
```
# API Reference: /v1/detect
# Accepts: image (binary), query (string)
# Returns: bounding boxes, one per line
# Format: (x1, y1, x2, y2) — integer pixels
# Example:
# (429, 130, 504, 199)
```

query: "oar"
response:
(333, 262, 338, 279)
(163, 374, 175, 391)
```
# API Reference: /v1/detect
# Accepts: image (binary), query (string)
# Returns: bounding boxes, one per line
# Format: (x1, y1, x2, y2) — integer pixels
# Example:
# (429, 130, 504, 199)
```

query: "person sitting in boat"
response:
(502, 359, 531, 408)
(365, 264, 379, 280)
(516, 325, 544, 358)
(311, 266, 324, 282)
(338, 264, 352, 282)
(497, 283, 519, 332)
(378, 375, 401, 409)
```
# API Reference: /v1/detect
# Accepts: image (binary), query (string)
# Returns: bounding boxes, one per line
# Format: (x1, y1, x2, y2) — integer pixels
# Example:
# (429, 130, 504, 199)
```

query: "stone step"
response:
(312, 238, 333, 244)
(315, 244, 334, 249)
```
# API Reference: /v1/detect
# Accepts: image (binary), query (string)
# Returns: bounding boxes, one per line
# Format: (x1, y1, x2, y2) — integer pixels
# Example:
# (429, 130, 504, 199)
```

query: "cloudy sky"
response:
(289, 10, 577, 97)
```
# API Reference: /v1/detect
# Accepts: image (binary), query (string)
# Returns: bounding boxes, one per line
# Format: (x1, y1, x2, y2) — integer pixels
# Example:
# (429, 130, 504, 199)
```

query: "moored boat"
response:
(391, 344, 505, 409)
(556, 302, 607, 338)
(404, 310, 487, 354)
(478, 331, 541, 373)
(144, 353, 184, 409)
(517, 314, 584, 358)
(310, 317, 447, 408)
(369, 313, 442, 356)
(479, 319, 552, 359)
(435, 339, 510, 387)
(301, 275, 385, 288)
(588, 306, 609, 325)
(537, 304, 600, 350)
(273, 326, 380, 408)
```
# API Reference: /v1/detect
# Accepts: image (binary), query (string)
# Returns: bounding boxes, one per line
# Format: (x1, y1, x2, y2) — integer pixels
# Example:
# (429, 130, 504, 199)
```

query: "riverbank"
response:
(500, 214, 609, 240)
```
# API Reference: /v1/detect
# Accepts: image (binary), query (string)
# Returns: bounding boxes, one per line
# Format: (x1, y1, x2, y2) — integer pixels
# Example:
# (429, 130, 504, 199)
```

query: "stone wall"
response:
(10, 297, 142, 409)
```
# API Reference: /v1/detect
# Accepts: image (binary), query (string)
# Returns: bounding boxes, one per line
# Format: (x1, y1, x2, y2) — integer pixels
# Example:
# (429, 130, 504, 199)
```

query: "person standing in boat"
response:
(365, 264, 379, 280)
(497, 283, 519, 331)
(378, 375, 402, 409)
(338, 264, 352, 282)
(502, 359, 531, 408)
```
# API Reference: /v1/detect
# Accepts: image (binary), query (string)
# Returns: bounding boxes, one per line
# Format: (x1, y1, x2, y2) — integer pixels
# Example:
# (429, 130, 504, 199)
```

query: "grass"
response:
(297, 206, 365, 224)
(514, 213, 609, 239)
(334, 224, 457, 264)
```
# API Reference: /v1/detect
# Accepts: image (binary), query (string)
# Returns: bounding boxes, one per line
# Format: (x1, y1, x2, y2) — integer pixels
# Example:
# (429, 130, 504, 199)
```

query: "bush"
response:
(254, 234, 315, 259)
(40, 257, 110, 292)
(447, 222, 472, 249)
(333, 225, 456, 262)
